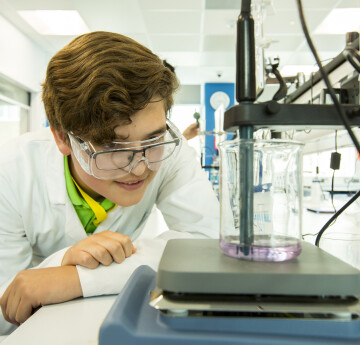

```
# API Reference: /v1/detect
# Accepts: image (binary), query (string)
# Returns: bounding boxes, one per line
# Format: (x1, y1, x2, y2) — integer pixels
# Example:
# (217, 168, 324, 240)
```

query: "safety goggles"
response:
(68, 120, 182, 180)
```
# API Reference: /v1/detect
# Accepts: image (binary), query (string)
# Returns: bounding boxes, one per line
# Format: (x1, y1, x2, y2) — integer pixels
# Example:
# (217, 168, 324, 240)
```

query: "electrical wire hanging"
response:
(315, 190, 360, 246)
(296, 0, 360, 247)
(330, 130, 338, 213)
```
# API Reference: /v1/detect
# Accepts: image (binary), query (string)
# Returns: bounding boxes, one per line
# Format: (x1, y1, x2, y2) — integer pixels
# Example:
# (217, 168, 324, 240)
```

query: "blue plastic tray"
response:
(99, 265, 360, 345)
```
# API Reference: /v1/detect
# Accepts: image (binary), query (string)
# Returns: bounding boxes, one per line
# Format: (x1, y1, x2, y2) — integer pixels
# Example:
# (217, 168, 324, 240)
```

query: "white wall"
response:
(29, 92, 47, 131)
(0, 14, 48, 92)
(0, 14, 50, 133)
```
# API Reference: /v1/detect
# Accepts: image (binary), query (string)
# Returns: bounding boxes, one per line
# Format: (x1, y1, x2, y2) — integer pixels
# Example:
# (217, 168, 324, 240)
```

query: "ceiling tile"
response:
(139, 0, 203, 10)
(301, 0, 345, 8)
(175, 65, 237, 84)
(264, 9, 329, 35)
(44, 35, 77, 51)
(0, 0, 357, 87)
(76, 0, 146, 33)
(2, 0, 75, 10)
(203, 35, 236, 51)
(126, 33, 150, 48)
(304, 34, 346, 52)
(203, 10, 239, 35)
(272, 0, 340, 10)
(143, 10, 201, 34)
(151, 35, 200, 52)
(205, 0, 241, 10)
(200, 52, 235, 66)
(264, 35, 303, 51)
(156, 52, 202, 67)
(284, 51, 317, 65)
(271, 0, 296, 10)
(338, 0, 360, 7)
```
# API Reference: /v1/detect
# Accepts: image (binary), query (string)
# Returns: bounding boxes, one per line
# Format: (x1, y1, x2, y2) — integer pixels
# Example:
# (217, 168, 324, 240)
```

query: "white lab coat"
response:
(0, 128, 220, 335)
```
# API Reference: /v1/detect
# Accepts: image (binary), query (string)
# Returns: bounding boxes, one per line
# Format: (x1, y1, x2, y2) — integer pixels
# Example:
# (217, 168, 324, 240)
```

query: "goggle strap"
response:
(71, 176, 108, 226)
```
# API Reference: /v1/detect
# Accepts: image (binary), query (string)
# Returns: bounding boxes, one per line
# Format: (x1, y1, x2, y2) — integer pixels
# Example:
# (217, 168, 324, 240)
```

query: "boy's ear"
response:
(50, 127, 72, 156)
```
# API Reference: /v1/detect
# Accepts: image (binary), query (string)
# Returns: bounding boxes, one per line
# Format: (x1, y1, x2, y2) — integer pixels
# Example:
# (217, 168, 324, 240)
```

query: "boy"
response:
(0, 31, 219, 335)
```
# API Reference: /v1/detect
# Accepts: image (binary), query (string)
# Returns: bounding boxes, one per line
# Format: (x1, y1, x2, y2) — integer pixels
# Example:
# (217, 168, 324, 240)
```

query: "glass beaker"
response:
(219, 138, 304, 262)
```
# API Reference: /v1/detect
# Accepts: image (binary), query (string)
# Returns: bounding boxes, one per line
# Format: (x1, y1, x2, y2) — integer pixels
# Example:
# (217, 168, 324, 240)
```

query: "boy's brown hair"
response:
(42, 31, 178, 144)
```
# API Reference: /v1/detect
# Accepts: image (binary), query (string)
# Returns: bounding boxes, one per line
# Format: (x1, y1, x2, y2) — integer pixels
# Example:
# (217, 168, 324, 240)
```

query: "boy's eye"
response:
(103, 143, 116, 149)
(149, 134, 166, 143)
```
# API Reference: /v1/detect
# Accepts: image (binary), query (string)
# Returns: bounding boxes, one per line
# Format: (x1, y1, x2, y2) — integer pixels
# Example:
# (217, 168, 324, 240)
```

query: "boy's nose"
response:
(130, 158, 148, 176)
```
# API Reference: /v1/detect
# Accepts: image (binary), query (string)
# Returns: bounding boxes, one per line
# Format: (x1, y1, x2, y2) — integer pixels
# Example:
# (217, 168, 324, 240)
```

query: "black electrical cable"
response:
(330, 130, 338, 213)
(330, 170, 336, 212)
(343, 49, 360, 73)
(310, 72, 314, 104)
(315, 190, 360, 246)
(296, 0, 360, 156)
(297, 0, 360, 247)
(335, 129, 338, 152)
(272, 67, 288, 101)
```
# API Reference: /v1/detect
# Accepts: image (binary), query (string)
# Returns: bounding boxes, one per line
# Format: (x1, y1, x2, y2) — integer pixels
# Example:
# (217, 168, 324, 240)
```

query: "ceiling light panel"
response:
(18, 10, 89, 35)
(280, 64, 319, 76)
(315, 8, 360, 34)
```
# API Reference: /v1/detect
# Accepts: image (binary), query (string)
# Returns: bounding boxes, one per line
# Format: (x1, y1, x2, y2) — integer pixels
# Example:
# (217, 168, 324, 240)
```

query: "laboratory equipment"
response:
(99, 243, 360, 344)
(219, 138, 303, 261)
(99, 0, 360, 343)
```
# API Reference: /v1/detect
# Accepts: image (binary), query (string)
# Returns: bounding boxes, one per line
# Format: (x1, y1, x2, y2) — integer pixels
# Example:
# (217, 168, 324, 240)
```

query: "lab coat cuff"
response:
(76, 238, 168, 298)
(34, 247, 71, 269)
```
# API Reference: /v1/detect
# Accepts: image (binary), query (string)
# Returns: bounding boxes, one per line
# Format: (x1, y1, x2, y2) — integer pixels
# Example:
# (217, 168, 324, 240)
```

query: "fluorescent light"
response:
(315, 8, 360, 35)
(18, 10, 89, 35)
(280, 65, 319, 76)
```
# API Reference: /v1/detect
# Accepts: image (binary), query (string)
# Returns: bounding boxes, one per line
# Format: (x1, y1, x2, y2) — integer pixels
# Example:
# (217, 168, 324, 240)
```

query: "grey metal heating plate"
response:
(157, 239, 360, 296)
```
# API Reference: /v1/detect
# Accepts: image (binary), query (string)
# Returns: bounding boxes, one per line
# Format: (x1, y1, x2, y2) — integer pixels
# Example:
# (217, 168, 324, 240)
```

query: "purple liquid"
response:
(220, 235, 301, 262)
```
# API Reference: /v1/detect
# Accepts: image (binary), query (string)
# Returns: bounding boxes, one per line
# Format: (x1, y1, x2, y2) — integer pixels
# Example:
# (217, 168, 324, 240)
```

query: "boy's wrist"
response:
(58, 265, 83, 300)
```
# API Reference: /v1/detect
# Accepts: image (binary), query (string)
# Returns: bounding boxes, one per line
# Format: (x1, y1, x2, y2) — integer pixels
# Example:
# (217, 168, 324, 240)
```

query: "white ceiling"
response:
(0, 0, 359, 86)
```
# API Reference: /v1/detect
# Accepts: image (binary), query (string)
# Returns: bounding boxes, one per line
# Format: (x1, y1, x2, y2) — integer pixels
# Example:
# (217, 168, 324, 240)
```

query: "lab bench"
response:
(1, 201, 360, 344)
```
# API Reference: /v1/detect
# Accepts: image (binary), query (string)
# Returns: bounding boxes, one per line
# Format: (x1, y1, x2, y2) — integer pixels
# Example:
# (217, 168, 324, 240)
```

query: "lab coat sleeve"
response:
(77, 230, 198, 297)
(33, 247, 70, 269)
(156, 139, 220, 239)
(0, 246, 70, 336)
(0, 277, 17, 336)
(0, 168, 35, 335)
(0, 173, 33, 287)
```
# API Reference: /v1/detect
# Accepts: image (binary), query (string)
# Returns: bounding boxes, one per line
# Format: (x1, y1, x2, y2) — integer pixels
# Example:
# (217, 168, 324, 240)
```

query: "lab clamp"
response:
(99, 1, 360, 344)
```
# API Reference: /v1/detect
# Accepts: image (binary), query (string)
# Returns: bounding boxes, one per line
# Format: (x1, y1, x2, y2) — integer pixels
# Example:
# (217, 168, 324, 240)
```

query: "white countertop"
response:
(1, 295, 116, 345)
(2, 198, 360, 344)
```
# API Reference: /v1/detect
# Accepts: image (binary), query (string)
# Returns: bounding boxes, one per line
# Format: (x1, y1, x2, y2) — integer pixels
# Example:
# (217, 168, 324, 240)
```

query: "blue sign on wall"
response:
(204, 83, 235, 167)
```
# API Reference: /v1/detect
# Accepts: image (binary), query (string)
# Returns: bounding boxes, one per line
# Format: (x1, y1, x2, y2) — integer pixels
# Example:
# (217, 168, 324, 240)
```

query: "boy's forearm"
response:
(49, 265, 83, 303)
(0, 266, 83, 326)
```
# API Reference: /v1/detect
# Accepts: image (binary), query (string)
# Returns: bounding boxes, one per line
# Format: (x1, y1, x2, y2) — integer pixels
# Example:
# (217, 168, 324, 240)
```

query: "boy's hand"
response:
(0, 266, 82, 326)
(62, 230, 136, 269)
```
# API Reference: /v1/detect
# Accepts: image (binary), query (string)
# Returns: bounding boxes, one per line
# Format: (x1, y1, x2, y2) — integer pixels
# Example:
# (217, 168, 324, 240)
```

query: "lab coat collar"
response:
(64, 197, 88, 243)
(45, 138, 67, 205)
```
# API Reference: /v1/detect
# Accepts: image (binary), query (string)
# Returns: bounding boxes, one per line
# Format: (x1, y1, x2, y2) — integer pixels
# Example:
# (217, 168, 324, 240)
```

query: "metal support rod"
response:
(238, 126, 254, 255)
(236, 0, 256, 254)
(236, 0, 256, 102)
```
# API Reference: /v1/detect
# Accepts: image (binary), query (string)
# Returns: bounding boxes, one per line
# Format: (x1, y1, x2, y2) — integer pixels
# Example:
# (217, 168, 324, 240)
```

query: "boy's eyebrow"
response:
(145, 125, 168, 138)
(114, 125, 167, 141)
